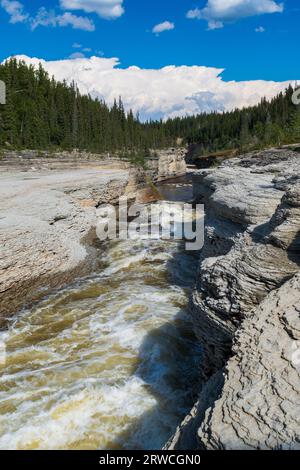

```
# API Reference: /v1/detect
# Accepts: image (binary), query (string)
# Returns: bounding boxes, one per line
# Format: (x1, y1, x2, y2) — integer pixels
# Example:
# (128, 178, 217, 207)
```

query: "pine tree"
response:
(289, 106, 300, 142)
(0, 57, 298, 157)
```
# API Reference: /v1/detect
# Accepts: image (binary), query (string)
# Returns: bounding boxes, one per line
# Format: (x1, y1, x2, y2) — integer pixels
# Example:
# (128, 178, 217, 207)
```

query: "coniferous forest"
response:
(0, 58, 299, 157)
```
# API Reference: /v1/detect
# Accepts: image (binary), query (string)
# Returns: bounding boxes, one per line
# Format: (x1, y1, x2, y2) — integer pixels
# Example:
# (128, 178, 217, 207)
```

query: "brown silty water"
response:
(0, 177, 202, 450)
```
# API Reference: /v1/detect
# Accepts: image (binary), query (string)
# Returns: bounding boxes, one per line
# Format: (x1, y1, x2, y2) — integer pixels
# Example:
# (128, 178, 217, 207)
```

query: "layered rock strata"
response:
(0, 167, 129, 321)
(168, 148, 300, 450)
(155, 148, 187, 181)
(0, 148, 187, 182)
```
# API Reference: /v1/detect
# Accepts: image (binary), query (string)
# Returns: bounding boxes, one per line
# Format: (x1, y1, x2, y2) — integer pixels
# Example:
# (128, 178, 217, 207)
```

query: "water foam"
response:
(0, 198, 201, 450)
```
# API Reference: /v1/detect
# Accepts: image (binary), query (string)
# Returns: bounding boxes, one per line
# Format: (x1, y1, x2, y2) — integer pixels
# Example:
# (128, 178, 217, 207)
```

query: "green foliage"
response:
(0, 58, 299, 159)
(125, 147, 150, 169)
(0, 58, 176, 153)
(163, 86, 298, 156)
(289, 105, 300, 142)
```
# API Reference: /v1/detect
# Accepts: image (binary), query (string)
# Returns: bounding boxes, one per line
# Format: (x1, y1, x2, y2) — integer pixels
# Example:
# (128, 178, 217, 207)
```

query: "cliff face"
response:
(156, 148, 187, 181)
(143, 148, 186, 182)
(0, 148, 187, 181)
(168, 148, 300, 450)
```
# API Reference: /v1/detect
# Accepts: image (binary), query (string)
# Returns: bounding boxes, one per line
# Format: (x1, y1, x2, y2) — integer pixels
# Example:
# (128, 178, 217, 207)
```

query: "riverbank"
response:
(0, 174, 202, 450)
(0, 149, 187, 321)
(0, 166, 129, 321)
(167, 147, 300, 450)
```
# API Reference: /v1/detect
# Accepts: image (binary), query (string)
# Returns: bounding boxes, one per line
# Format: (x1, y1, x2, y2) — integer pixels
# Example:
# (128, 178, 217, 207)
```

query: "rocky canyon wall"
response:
(167, 148, 300, 450)
(0, 148, 187, 181)
(155, 148, 187, 181)
(0, 167, 130, 321)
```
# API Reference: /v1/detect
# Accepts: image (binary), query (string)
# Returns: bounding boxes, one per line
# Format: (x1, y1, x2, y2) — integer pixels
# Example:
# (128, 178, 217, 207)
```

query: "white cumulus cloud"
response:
(187, 0, 284, 29)
(1, 0, 28, 23)
(152, 21, 175, 35)
(60, 0, 124, 19)
(30, 8, 95, 31)
(10, 55, 297, 121)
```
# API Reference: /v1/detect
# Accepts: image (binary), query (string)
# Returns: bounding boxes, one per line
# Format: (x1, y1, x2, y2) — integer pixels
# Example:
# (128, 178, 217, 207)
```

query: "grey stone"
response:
(168, 148, 300, 450)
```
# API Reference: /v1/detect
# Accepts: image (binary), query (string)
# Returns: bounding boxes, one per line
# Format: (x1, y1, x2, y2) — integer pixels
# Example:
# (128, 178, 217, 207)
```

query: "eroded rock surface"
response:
(156, 148, 187, 181)
(0, 147, 187, 182)
(0, 167, 129, 319)
(198, 274, 300, 450)
(168, 148, 300, 450)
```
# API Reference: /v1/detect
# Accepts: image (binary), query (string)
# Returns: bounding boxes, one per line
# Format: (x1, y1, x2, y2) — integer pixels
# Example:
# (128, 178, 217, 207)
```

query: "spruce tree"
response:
(290, 106, 300, 142)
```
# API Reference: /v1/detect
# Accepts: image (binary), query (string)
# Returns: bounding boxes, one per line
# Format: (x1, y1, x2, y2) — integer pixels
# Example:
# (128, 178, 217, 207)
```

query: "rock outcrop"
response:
(167, 148, 300, 450)
(155, 148, 187, 181)
(0, 147, 187, 181)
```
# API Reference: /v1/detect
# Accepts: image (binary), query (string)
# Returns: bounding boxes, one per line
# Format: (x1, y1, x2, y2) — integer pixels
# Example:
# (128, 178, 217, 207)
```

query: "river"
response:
(0, 177, 202, 450)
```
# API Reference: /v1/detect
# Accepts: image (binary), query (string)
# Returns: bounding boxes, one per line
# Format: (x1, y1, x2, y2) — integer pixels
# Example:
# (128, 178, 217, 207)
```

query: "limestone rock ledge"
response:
(156, 148, 187, 181)
(167, 148, 300, 450)
(198, 273, 300, 449)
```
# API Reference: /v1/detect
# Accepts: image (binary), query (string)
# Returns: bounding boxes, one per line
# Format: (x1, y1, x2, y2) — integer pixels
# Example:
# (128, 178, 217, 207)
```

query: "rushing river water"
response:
(0, 178, 202, 450)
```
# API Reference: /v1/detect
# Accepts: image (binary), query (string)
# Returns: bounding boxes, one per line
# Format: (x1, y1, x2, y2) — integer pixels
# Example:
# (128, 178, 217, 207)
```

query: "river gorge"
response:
(0, 148, 299, 450)
(0, 155, 203, 450)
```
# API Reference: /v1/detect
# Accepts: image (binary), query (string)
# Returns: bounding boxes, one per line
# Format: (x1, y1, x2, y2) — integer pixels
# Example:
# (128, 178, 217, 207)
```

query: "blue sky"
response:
(0, 0, 299, 81)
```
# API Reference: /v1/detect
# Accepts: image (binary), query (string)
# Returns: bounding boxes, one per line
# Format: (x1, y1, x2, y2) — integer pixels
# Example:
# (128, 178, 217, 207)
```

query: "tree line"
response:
(0, 58, 173, 152)
(163, 85, 300, 155)
(0, 58, 299, 157)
